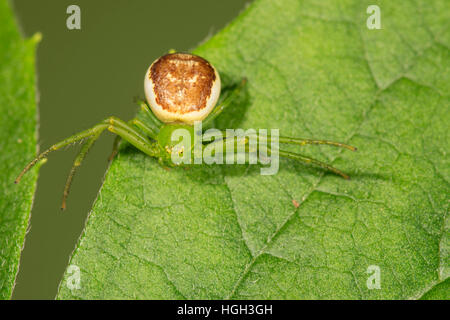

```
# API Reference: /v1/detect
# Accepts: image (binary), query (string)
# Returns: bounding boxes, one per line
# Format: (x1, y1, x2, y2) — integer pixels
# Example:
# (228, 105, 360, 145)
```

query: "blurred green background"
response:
(11, 0, 247, 299)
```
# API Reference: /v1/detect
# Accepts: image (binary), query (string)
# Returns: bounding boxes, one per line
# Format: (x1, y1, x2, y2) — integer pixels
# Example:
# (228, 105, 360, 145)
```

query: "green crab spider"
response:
(15, 52, 356, 210)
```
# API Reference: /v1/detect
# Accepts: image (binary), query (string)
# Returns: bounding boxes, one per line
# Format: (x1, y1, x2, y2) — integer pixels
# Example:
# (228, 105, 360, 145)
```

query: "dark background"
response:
(11, 0, 247, 299)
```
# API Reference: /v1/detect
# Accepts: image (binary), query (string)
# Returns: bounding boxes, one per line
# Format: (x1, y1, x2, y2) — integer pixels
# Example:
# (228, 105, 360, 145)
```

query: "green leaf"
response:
(0, 0, 40, 299)
(58, 0, 449, 299)
(419, 278, 449, 300)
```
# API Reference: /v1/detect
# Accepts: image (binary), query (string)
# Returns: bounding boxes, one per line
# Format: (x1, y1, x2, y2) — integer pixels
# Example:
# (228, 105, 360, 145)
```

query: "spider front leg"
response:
(107, 98, 162, 161)
(277, 136, 356, 151)
(275, 149, 351, 179)
(108, 136, 122, 162)
(204, 134, 354, 179)
(108, 117, 158, 161)
(136, 99, 163, 132)
(64, 117, 159, 209)
(262, 135, 356, 178)
(16, 116, 159, 210)
(211, 131, 356, 152)
(15, 122, 109, 184)
(62, 131, 101, 210)
(264, 134, 355, 179)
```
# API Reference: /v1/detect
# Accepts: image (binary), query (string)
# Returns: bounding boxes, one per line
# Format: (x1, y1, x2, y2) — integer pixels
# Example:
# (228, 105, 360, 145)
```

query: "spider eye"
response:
(144, 52, 221, 125)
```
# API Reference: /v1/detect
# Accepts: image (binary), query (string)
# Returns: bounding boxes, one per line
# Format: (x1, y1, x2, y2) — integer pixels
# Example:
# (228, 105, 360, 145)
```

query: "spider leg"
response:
(15, 123, 108, 184)
(16, 116, 160, 209)
(203, 135, 350, 179)
(258, 134, 355, 178)
(61, 131, 101, 210)
(66, 117, 158, 209)
(202, 78, 247, 127)
(131, 118, 158, 140)
(276, 149, 350, 179)
(61, 117, 158, 209)
(136, 100, 163, 131)
(105, 117, 159, 158)
(277, 136, 356, 151)
(207, 131, 356, 151)
(108, 135, 121, 161)
(108, 118, 158, 161)
(202, 135, 257, 165)
(16, 117, 158, 183)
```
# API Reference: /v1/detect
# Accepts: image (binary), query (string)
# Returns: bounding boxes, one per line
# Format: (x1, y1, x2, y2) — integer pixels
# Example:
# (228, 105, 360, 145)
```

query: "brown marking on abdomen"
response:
(150, 53, 216, 114)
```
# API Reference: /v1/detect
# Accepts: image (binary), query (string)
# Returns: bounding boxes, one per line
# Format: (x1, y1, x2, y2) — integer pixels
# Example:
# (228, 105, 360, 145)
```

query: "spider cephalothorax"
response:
(16, 52, 356, 210)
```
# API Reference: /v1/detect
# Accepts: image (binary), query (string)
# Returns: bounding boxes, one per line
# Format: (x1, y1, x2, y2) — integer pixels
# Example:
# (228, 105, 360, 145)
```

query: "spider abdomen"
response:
(144, 53, 221, 124)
